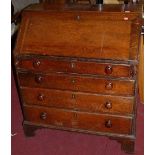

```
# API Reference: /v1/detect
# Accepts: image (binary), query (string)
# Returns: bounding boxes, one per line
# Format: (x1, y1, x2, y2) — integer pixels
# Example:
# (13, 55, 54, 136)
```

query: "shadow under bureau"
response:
(13, 2, 143, 154)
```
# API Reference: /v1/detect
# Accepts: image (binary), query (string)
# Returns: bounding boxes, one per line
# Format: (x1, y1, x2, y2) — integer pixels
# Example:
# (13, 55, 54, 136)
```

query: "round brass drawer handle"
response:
(38, 94, 45, 101)
(33, 60, 41, 68)
(40, 112, 47, 120)
(105, 65, 113, 75)
(105, 82, 113, 90)
(35, 75, 43, 83)
(105, 120, 112, 128)
(105, 101, 112, 109)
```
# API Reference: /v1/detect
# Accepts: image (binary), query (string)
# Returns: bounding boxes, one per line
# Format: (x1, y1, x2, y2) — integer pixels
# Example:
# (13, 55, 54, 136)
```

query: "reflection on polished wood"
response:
(138, 34, 144, 104)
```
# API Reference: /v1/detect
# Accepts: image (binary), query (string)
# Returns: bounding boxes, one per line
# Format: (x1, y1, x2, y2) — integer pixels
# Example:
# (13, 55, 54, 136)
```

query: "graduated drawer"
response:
(15, 57, 135, 78)
(18, 72, 135, 96)
(21, 87, 134, 115)
(24, 105, 133, 135)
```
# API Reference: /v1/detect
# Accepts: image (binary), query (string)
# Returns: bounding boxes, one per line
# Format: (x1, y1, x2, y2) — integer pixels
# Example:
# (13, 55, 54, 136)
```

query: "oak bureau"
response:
(13, 0, 143, 153)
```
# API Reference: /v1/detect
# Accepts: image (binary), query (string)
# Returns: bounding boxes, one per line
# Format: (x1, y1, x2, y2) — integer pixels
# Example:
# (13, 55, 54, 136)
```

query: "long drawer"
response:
(21, 87, 134, 115)
(15, 57, 134, 78)
(18, 72, 135, 96)
(24, 105, 133, 135)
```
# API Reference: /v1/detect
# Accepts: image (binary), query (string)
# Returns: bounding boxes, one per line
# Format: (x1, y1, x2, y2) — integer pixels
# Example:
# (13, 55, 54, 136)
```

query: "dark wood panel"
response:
(16, 57, 134, 78)
(18, 72, 135, 96)
(15, 12, 140, 60)
(21, 87, 134, 115)
(77, 110, 132, 135)
(138, 35, 144, 103)
(24, 105, 133, 134)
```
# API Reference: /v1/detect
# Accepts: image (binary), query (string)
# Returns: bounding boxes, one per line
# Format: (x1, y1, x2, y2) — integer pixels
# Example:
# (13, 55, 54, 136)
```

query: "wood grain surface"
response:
(16, 56, 135, 78)
(24, 105, 133, 134)
(21, 87, 134, 115)
(18, 72, 135, 96)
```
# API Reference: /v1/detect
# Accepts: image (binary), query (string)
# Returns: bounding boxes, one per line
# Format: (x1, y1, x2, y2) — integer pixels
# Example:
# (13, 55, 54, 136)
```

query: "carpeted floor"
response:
(11, 73, 144, 155)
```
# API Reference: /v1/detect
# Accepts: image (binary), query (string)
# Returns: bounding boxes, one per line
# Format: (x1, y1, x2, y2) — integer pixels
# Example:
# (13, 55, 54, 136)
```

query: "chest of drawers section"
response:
(15, 56, 136, 136)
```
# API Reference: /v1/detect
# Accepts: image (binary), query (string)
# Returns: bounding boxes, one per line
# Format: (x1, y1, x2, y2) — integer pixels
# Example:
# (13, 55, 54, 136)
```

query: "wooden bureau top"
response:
(14, 3, 143, 61)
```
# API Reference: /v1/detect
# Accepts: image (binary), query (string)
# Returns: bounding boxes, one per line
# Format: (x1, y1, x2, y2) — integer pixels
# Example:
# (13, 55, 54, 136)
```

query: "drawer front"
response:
(16, 12, 141, 60)
(21, 87, 134, 115)
(24, 105, 133, 135)
(15, 57, 134, 78)
(18, 72, 135, 96)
